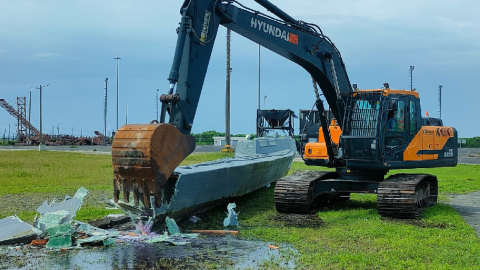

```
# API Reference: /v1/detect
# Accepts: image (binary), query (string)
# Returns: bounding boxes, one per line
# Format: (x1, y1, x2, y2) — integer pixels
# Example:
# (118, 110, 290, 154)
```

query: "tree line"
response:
(462, 137, 480, 148)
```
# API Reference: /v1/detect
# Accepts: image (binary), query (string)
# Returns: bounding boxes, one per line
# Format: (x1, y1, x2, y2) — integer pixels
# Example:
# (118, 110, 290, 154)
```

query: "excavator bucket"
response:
(112, 124, 196, 209)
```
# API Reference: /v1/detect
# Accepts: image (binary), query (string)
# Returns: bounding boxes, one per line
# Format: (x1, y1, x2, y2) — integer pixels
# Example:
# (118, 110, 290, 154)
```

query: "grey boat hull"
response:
(118, 137, 296, 222)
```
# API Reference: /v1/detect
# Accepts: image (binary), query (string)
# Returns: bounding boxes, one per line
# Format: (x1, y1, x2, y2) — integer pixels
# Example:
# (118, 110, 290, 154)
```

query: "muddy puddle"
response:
(0, 235, 297, 269)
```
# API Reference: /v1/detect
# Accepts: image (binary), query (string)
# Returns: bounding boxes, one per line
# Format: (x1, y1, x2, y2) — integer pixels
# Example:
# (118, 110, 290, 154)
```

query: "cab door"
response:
(384, 97, 408, 161)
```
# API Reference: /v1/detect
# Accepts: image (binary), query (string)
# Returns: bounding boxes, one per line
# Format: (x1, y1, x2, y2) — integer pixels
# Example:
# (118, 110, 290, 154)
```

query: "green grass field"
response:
(0, 151, 479, 269)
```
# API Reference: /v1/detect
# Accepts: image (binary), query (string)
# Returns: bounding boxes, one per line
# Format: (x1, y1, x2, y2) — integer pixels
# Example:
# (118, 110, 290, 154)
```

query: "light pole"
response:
(104, 78, 108, 146)
(28, 90, 31, 144)
(33, 84, 49, 151)
(113, 57, 121, 132)
(409, 65, 414, 90)
(258, 45, 261, 110)
(438, 85, 443, 118)
(125, 105, 128, 125)
(264, 95, 268, 109)
(156, 89, 159, 121)
(225, 28, 232, 149)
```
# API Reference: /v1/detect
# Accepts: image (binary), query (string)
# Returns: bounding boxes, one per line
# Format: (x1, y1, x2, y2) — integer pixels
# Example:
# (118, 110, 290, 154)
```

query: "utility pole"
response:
(438, 85, 443, 118)
(258, 45, 261, 110)
(409, 66, 415, 90)
(156, 89, 159, 121)
(225, 29, 232, 148)
(104, 77, 108, 146)
(33, 84, 49, 150)
(28, 91, 31, 144)
(113, 57, 121, 132)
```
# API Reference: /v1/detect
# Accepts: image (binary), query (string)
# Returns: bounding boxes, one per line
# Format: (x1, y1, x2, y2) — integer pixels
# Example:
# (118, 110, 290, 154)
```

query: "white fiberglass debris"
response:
(0, 216, 41, 245)
(35, 187, 90, 234)
(189, 215, 201, 223)
(165, 217, 181, 235)
(223, 203, 239, 227)
(37, 187, 89, 218)
(35, 210, 72, 233)
(136, 218, 154, 236)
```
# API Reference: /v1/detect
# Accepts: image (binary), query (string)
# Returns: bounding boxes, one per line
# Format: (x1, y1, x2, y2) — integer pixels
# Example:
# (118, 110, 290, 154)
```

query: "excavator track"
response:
(377, 174, 438, 219)
(274, 171, 339, 213)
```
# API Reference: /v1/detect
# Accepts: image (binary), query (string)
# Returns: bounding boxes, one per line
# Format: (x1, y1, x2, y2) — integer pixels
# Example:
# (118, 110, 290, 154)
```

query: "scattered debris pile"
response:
(0, 187, 202, 250)
(0, 187, 120, 249)
(7, 132, 111, 146)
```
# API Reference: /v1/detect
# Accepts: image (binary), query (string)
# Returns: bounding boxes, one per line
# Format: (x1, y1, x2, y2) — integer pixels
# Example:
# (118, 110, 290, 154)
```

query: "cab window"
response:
(386, 100, 405, 132)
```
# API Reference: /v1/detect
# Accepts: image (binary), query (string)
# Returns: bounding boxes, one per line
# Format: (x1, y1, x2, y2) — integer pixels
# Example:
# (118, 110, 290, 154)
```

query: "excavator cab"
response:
(342, 88, 457, 171)
(302, 88, 457, 173)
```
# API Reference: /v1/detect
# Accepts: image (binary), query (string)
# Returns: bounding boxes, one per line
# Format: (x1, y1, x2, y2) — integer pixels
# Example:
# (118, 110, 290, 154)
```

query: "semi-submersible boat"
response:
(112, 110, 297, 222)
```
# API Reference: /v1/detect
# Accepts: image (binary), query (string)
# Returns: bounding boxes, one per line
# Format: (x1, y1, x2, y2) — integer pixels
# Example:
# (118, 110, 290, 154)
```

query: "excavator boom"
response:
(113, 0, 353, 210)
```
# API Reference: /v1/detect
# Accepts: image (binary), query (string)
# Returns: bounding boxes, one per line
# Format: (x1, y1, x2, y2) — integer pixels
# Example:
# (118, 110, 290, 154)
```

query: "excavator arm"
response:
(112, 0, 353, 209)
(164, 0, 352, 134)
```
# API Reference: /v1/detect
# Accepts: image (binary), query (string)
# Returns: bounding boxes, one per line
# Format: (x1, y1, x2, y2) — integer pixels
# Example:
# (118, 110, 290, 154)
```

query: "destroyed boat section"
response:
(114, 135, 297, 222)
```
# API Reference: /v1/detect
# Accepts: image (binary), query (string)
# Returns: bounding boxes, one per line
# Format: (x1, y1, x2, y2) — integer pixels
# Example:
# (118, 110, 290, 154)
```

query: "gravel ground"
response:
(450, 191, 480, 237)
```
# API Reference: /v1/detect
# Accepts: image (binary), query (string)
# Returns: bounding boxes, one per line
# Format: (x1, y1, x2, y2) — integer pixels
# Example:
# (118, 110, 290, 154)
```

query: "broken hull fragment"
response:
(117, 137, 296, 222)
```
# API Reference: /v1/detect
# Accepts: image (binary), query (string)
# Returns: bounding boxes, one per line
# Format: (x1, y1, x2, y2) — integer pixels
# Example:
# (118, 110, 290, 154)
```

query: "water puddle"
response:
(0, 235, 297, 269)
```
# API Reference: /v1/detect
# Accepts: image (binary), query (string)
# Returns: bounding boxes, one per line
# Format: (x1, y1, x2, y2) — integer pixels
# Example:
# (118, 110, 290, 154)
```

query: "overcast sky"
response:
(1, 0, 479, 138)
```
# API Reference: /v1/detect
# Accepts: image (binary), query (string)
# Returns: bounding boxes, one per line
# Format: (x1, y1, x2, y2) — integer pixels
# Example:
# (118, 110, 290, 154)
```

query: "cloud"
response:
(32, 52, 62, 59)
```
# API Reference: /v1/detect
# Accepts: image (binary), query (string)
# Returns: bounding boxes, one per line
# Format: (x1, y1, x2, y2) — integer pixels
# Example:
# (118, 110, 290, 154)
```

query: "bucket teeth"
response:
(113, 178, 120, 202)
(142, 179, 150, 208)
(122, 178, 130, 203)
(111, 123, 195, 211)
(133, 183, 139, 206)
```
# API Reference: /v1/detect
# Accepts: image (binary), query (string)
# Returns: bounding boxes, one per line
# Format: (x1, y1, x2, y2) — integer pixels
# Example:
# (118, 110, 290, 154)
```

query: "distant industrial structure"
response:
(0, 98, 39, 143)
(1, 97, 109, 145)
(213, 136, 247, 147)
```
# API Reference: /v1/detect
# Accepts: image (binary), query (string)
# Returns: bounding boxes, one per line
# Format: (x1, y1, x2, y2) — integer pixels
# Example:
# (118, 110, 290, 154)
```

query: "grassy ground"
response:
(1, 151, 479, 269)
(185, 163, 480, 269)
(0, 151, 234, 222)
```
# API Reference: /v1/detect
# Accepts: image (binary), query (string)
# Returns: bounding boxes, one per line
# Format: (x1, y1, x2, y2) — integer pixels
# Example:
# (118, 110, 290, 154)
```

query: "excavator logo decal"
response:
(200, 11, 211, 43)
(436, 127, 452, 137)
(289, 33, 299, 45)
(251, 18, 298, 45)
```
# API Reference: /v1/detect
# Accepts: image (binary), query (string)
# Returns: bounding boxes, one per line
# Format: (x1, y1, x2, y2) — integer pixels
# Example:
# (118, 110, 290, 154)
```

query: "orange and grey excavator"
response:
(112, 0, 457, 219)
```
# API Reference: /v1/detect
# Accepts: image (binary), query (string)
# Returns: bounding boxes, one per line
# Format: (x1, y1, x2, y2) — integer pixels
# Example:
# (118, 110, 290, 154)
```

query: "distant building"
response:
(213, 136, 247, 147)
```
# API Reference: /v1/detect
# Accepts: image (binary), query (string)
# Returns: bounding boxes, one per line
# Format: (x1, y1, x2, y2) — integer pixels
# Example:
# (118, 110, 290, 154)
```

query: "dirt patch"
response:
(381, 217, 451, 229)
(268, 213, 323, 228)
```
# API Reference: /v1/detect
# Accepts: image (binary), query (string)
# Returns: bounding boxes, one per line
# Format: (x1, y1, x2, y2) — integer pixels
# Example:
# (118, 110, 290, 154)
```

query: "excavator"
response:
(112, 0, 458, 220)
